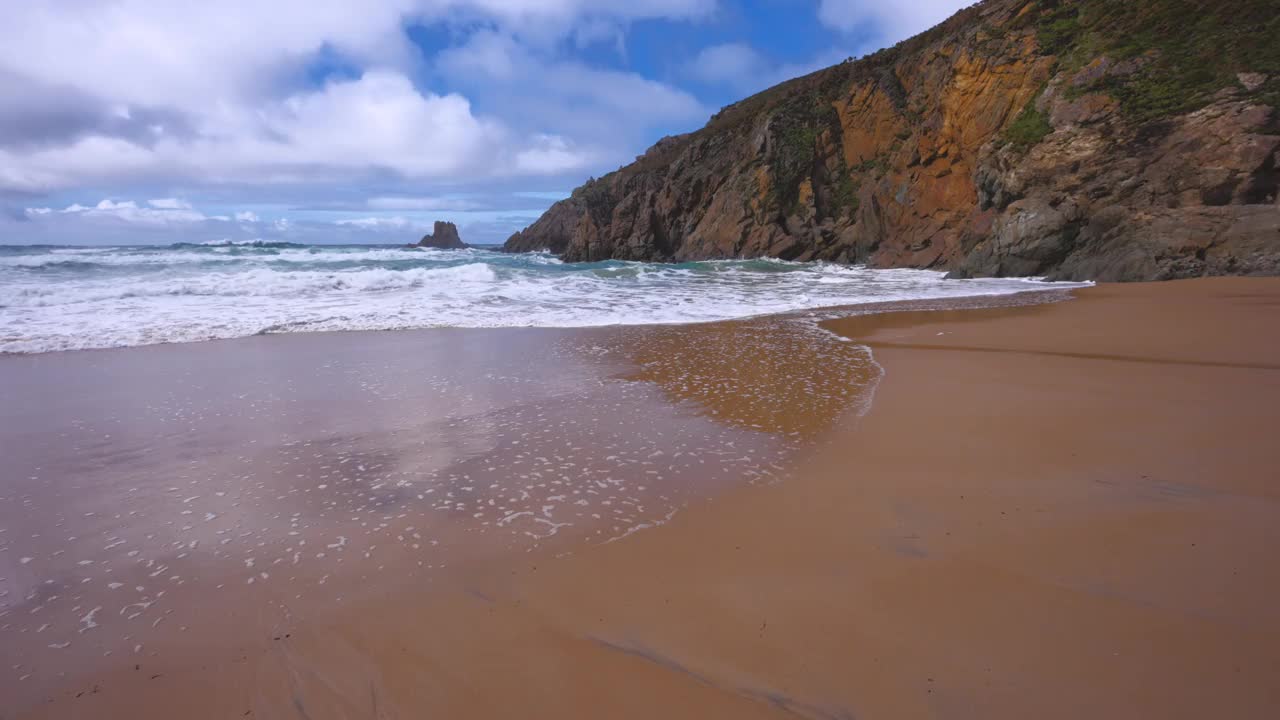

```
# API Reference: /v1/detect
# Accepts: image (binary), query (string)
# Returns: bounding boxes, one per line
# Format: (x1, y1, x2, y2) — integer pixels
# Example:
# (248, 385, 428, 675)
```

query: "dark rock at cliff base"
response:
(418, 221, 467, 249)
(502, 0, 1280, 281)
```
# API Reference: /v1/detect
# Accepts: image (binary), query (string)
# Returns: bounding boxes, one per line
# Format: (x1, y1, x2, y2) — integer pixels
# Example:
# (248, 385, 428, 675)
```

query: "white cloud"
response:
(436, 30, 707, 153)
(25, 198, 212, 225)
(366, 196, 478, 211)
(253, 70, 504, 177)
(2, 2, 411, 113)
(515, 134, 596, 174)
(817, 1, 967, 45)
(335, 216, 414, 228)
(235, 211, 260, 222)
(0, 1, 712, 194)
(687, 43, 765, 89)
(0, 70, 596, 192)
(148, 198, 192, 209)
(0, 0, 717, 112)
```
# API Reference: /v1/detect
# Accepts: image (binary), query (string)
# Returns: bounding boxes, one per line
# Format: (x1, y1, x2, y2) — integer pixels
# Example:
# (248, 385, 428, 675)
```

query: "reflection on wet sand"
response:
(592, 317, 881, 438)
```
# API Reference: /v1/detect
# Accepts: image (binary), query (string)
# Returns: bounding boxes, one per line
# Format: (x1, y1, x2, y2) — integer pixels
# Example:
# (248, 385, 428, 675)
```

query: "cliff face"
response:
(504, 0, 1280, 281)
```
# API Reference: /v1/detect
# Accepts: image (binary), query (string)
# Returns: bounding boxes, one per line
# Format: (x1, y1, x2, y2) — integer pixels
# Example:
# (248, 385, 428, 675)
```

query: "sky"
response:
(0, 0, 968, 245)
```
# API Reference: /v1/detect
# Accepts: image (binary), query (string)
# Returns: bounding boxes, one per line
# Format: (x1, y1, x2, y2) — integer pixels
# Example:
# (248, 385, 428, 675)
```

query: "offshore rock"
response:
(418, 221, 467, 250)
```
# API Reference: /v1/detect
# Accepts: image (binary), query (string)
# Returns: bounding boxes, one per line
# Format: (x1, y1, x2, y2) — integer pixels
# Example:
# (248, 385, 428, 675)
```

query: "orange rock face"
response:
(836, 83, 902, 167)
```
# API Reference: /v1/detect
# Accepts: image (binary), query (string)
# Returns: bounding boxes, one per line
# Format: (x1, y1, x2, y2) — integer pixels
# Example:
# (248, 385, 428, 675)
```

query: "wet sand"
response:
(0, 312, 877, 715)
(4, 278, 1280, 718)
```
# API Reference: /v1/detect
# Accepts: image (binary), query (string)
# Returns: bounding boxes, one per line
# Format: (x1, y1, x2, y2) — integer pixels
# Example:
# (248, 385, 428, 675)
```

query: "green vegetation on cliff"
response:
(769, 92, 840, 215)
(1028, 0, 1280, 120)
(1003, 101, 1053, 150)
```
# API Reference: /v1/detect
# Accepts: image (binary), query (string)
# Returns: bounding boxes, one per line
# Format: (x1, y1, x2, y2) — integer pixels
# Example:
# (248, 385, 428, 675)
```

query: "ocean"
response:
(0, 241, 1078, 354)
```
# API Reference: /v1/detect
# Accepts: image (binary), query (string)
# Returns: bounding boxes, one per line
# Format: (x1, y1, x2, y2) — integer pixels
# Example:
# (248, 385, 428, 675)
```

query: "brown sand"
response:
(6, 278, 1280, 718)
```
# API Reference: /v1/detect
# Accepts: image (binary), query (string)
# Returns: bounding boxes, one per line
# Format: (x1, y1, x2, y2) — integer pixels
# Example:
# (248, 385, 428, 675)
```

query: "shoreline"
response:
(4, 278, 1278, 718)
(0, 278, 1082, 358)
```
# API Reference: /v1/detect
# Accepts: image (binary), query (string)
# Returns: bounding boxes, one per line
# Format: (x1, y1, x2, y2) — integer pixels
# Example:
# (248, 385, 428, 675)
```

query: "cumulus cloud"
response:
(0, 68, 195, 152)
(436, 30, 707, 153)
(249, 70, 506, 177)
(148, 198, 192, 209)
(515, 134, 598, 174)
(0, 0, 712, 196)
(24, 198, 211, 225)
(686, 43, 766, 90)
(0, 70, 599, 193)
(2, 2, 414, 115)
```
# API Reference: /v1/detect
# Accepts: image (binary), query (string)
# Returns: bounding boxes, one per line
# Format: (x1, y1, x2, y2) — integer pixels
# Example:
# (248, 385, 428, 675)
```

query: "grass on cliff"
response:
(833, 172, 860, 217)
(1003, 101, 1054, 150)
(768, 91, 841, 215)
(1027, 0, 1280, 121)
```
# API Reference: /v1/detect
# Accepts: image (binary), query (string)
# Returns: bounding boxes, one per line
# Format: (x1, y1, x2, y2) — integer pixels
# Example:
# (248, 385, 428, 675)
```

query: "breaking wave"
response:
(0, 244, 1086, 353)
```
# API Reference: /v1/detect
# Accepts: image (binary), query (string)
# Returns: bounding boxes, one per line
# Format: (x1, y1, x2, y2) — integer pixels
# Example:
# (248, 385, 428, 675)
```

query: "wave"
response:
(174, 240, 309, 249)
(6, 263, 499, 306)
(0, 246, 466, 269)
(0, 246, 1088, 354)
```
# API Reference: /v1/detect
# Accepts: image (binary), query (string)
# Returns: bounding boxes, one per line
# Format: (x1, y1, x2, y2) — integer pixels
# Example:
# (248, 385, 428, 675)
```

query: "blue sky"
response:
(0, 0, 966, 245)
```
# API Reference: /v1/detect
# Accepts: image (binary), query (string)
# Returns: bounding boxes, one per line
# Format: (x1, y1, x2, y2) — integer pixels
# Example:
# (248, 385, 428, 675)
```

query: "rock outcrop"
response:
(418, 221, 467, 249)
(504, 0, 1280, 281)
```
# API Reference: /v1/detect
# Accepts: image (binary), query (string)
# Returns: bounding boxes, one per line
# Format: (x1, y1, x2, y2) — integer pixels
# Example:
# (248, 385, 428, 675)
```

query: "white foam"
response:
(0, 246, 1089, 353)
(78, 606, 101, 633)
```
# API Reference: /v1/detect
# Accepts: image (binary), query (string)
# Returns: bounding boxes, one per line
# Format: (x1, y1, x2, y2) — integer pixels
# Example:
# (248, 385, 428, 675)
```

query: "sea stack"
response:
(417, 221, 467, 249)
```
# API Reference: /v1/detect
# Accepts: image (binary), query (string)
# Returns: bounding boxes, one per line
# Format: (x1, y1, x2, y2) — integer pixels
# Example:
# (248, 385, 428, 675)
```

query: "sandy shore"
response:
(5, 278, 1279, 718)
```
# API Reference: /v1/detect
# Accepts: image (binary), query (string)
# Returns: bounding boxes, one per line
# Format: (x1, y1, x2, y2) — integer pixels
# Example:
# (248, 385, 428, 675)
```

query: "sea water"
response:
(0, 241, 1079, 353)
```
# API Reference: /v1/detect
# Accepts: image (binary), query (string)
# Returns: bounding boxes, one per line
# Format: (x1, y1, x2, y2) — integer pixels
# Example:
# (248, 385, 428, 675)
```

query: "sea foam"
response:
(0, 244, 1087, 353)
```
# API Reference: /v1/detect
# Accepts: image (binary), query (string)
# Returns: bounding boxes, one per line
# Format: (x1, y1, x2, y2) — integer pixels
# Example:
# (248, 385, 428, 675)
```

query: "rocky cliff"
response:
(418, 221, 467, 249)
(504, 0, 1279, 281)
